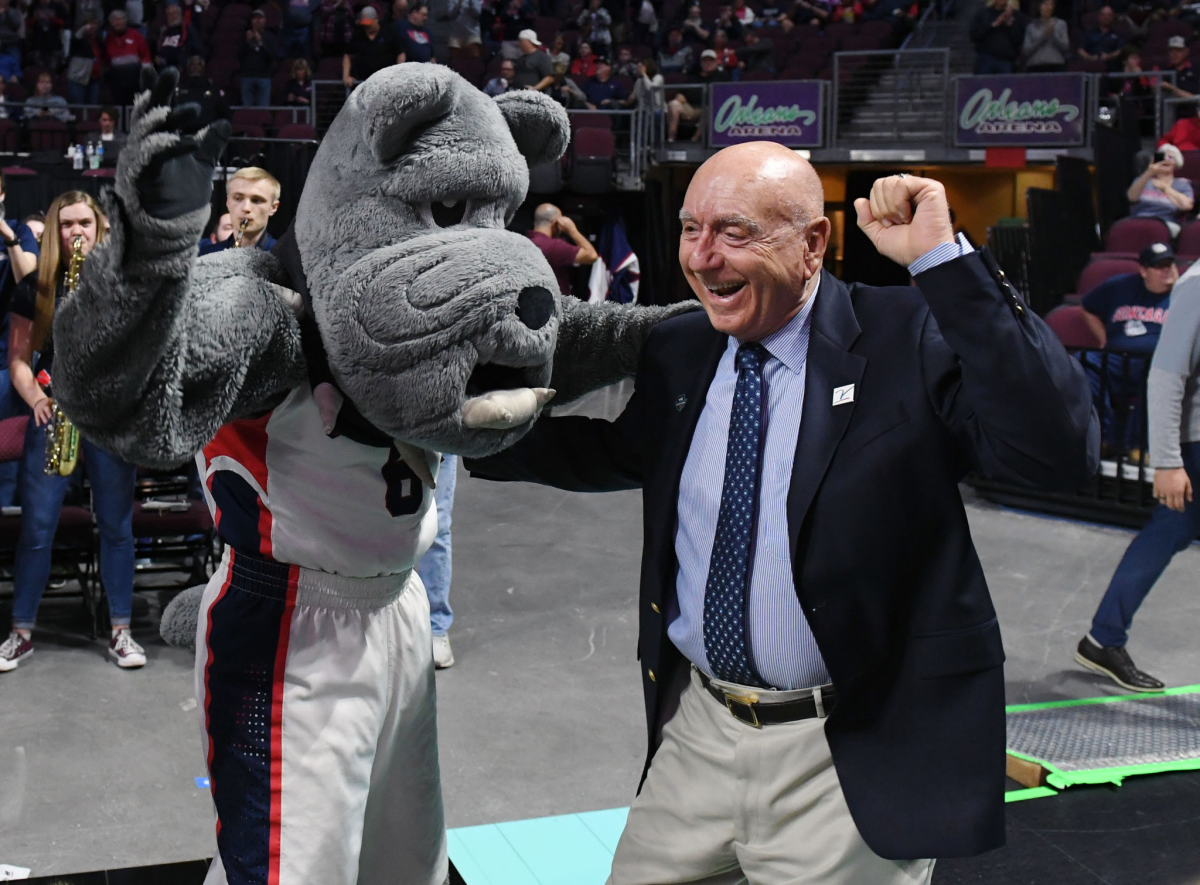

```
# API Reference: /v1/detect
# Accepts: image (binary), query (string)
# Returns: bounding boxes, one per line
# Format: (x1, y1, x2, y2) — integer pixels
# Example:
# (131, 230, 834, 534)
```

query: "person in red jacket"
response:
(104, 9, 151, 105)
(1160, 103, 1200, 153)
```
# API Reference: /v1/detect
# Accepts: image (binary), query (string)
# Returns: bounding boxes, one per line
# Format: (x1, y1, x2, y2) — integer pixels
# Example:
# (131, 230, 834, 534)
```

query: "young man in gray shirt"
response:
(1076, 264, 1200, 692)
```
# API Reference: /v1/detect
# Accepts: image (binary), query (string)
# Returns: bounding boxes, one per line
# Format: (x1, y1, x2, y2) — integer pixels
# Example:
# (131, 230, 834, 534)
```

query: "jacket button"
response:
(651, 602, 661, 614)
(648, 669, 656, 682)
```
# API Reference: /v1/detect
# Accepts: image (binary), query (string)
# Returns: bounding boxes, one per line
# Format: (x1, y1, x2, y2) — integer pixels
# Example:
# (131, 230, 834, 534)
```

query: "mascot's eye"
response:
(430, 200, 468, 228)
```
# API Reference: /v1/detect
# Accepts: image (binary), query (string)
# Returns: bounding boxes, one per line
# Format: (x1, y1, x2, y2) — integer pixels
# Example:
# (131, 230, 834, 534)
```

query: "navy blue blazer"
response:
(467, 253, 1099, 860)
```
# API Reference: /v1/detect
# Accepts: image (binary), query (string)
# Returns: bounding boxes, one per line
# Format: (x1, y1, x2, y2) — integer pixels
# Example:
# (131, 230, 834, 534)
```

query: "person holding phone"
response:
(1127, 143, 1194, 237)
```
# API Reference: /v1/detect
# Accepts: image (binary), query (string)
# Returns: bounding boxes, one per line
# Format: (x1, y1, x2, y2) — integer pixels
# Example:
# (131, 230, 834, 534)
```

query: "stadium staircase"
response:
(834, 0, 983, 145)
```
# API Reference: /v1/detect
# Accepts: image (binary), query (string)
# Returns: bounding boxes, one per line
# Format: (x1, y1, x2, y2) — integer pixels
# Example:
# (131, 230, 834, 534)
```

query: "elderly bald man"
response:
(469, 143, 1097, 884)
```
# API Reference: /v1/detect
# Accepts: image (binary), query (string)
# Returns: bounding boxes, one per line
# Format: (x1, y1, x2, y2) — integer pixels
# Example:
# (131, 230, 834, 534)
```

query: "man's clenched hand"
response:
(854, 175, 956, 268)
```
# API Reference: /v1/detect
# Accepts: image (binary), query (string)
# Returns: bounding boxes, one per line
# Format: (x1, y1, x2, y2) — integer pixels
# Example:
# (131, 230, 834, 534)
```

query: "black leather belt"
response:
(698, 670, 836, 728)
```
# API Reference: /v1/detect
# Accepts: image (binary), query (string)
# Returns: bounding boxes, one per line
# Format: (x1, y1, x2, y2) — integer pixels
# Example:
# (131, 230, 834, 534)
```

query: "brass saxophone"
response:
(234, 217, 249, 247)
(43, 235, 82, 477)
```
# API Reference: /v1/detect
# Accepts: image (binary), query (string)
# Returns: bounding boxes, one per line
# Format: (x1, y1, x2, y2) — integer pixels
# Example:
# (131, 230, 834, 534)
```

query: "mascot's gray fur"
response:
(51, 63, 691, 649)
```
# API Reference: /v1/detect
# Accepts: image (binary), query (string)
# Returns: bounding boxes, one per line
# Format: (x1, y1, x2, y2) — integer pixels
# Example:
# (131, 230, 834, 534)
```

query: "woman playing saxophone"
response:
(0, 191, 145, 673)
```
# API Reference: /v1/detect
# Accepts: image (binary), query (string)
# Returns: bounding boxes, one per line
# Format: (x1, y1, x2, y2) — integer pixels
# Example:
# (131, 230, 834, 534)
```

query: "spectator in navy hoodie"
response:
(583, 57, 626, 108)
(283, 0, 321, 57)
(156, 2, 204, 70)
(395, 2, 433, 61)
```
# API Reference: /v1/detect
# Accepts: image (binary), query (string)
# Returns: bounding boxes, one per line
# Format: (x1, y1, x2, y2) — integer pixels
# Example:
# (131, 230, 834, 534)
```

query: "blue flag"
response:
(588, 214, 641, 305)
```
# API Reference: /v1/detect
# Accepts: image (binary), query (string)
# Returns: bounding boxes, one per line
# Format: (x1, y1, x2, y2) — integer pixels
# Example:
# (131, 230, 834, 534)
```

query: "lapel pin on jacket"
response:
(832, 384, 855, 406)
(675, 394, 687, 411)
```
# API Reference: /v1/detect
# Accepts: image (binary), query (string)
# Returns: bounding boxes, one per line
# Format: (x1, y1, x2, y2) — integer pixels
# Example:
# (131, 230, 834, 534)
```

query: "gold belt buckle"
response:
(724, 693, 762, 728)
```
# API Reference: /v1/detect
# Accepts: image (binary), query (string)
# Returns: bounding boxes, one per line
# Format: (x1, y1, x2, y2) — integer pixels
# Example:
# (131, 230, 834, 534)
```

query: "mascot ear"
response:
(356, 64, 460, 164)
(494, 91, 571, 168)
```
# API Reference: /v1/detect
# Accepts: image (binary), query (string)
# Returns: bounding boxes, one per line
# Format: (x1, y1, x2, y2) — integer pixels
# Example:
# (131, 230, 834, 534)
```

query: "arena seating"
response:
(1045, 304, 1104, 350)
(0, 415, 102, 636)
(1102, 217, 1173, 257)
(1177, 221, 1200, 259)
(1076, 257, 1143, 298)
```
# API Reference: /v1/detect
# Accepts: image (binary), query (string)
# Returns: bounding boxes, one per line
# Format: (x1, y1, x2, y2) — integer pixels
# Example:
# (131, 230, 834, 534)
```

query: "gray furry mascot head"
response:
(50, 64, 692, 648)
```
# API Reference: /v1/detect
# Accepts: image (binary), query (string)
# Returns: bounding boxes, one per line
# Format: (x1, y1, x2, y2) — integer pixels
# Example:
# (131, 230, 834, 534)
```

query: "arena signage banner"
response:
(709, 81, 824, 148)
(954, 73, 1087, 147)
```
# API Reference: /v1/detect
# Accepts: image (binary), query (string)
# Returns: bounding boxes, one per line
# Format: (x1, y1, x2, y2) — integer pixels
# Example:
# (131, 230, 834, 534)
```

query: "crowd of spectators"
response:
(0, 0, 916, 149)
(971, 0, 1200, 88)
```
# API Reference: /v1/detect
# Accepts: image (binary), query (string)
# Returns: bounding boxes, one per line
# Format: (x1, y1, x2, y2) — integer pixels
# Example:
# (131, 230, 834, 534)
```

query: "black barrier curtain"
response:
(2, 165, 109, 223)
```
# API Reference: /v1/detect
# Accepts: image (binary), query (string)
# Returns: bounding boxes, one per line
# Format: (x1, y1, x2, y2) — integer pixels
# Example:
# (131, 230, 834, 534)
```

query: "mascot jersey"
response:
(197, 379, 439, 577)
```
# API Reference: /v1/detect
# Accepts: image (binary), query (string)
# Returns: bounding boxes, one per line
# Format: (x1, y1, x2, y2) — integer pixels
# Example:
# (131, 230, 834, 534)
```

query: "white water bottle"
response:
(86, 142, 97, 169)
(72, 144, 84, 170)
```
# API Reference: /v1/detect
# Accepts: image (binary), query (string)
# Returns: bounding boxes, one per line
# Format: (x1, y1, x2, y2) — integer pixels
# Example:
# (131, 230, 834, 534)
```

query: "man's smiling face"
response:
(679, 143, 828, 342)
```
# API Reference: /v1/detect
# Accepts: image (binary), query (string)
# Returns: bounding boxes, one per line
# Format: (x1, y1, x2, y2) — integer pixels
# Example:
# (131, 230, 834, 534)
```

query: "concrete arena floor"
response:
(1, 385, 1199, 876)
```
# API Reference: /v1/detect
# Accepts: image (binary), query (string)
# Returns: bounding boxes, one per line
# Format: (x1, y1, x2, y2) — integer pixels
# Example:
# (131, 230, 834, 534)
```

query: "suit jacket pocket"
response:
(913, 617, 1005, 679)
(839, 400, 910, 459)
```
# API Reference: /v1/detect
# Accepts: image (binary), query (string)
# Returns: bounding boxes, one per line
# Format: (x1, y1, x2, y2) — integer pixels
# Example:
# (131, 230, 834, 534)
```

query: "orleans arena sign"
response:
(708, 81, 824, 148)
(954, 73, 1087, 147)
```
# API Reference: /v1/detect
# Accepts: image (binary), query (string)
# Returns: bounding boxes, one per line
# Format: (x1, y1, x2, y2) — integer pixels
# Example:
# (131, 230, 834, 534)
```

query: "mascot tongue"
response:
(313, 380, 554, 491)
(393, 385, 554, 491)
(461, 387, 555, 430)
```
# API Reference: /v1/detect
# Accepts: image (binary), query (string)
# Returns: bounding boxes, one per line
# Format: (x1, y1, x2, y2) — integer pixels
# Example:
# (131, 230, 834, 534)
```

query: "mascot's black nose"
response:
(516, 286, 555, 331)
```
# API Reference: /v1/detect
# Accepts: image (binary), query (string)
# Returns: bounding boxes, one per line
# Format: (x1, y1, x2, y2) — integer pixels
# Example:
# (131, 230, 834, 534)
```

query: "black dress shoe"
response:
(1075, 636, 1166, 693)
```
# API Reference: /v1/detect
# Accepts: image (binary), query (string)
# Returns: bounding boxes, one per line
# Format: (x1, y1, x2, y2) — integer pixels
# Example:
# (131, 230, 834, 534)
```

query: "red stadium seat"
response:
(859, 20, 896, 41)
(0, 120, 19, 151)
(1104, 217, 1172, 254)
(1179, 221, 1200, 258)
(276, 123, 317, 140)
(1178, 151, 1200, 187)
(571, 113, 613, 129)
(570, 127, 614, 195)
(316, 56, 344, 79)
(841, 34, 883, 52)
(28, 120, 71, 152)
(229, 123, 265, 161)
(218, 2, 253, 27)
(232, 108, 274, 128)
(0, 415, 27, 461)
(1076, 258, 1142, 296)
(1046, 305, 1104, 349)
(742, 70, 775, 81)
(822, 21, 855, 45)
(450, 57, 486, 86)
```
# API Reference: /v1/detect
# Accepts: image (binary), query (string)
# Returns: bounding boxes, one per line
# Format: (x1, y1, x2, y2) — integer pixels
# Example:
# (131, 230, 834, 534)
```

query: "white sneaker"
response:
(0, 631, 33, 672)
(432, 634, 455, 669)
(109, 629, 146, 669)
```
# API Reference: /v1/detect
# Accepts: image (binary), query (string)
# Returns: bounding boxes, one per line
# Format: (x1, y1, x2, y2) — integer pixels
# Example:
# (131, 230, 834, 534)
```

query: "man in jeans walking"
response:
(1076, 269, 1200, 691)
(417, 455, 457, 668)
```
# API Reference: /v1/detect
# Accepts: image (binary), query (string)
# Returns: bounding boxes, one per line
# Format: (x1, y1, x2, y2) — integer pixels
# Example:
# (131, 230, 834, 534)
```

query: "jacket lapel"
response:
(786, 272, 867, 553)
(659, 322, 727, 497)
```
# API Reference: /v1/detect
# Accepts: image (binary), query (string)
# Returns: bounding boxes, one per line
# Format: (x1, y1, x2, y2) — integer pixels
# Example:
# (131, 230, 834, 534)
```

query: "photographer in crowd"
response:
(1127, 143, 1193, 237)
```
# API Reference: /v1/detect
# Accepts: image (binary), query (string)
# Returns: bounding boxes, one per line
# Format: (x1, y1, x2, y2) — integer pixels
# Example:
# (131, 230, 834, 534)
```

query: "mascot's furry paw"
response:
(160, 585, 206, 651)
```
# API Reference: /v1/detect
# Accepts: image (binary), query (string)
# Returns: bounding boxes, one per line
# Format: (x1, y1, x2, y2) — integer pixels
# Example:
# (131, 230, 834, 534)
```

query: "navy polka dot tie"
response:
(703, 342, 769, 688)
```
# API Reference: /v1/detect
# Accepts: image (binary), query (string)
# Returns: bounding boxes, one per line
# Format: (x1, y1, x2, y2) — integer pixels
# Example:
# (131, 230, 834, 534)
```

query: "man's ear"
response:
(494, 91, 571, 167)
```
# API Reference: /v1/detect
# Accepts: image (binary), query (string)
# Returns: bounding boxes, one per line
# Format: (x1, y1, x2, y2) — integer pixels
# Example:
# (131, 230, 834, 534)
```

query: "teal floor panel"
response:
(577, 808, 630, 854)
(448, 808, 629, 885)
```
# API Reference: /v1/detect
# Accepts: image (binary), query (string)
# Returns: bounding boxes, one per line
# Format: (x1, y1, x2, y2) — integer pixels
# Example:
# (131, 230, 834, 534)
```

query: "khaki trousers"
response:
(607, 669, 934, 885)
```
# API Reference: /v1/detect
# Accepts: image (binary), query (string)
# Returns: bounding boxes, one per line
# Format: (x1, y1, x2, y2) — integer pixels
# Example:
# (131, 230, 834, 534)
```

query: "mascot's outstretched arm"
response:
(53, 67, 306, 468)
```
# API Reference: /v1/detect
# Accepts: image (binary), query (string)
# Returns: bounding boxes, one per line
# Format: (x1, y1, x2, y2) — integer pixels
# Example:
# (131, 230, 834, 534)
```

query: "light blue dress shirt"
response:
(669, 238, 975, 690)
